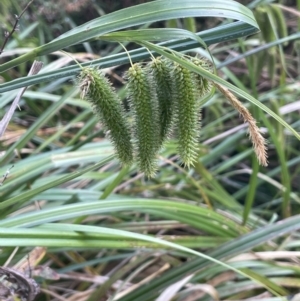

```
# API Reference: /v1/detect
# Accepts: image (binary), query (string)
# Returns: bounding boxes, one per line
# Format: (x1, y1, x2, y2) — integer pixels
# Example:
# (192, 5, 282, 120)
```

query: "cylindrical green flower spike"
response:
(148, 57, 175, 148)
(190, 57, 213, 98)
(78, 67, 133, 165)
(172, 63, 200, 167)
(126, 63, 159, 177)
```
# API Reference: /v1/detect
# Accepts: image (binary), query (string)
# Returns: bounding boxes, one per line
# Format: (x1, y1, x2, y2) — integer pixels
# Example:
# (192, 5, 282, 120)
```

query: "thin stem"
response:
(0, 0, 35, 55)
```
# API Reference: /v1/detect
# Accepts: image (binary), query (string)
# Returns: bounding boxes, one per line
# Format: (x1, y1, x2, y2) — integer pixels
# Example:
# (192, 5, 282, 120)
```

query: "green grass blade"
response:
(0, 21, 259, 92)
(117, 214, 300, 301)
(0, 156, 114, 210)
(0, 0, 258, 72)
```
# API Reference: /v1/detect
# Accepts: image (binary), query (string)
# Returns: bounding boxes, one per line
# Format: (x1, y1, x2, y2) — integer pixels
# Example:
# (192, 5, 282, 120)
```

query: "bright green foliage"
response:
(78, 67, 133, 165)
(172, 63, 200, 167)
(148, 57, 175, 148)
(126, 63, 159, 177)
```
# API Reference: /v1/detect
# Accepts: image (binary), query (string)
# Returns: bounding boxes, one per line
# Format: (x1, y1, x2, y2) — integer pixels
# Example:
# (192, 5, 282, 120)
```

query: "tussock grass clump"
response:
(126, 63, 160, 177)
(78, 67, 133, 165)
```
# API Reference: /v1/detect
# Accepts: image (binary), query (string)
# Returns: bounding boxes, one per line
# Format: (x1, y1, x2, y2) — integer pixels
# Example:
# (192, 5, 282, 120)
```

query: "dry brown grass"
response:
(214, 83, 268, 166)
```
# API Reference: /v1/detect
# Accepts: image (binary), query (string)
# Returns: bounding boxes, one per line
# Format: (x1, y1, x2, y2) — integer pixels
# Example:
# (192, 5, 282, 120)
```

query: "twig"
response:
(0, 60, 43, 137)
(0, 0, 35, 55)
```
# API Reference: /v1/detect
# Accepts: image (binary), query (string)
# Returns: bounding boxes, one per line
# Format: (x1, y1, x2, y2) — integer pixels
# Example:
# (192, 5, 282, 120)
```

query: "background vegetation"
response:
(0, 0, 299, 300)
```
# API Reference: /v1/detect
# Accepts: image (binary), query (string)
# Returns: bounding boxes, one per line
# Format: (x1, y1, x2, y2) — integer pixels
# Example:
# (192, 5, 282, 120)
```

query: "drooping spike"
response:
(126, 63, 160, 177)
(148, 57, 175, 148)
(78, 67, 133, 165)
(171, 63, 200, 167)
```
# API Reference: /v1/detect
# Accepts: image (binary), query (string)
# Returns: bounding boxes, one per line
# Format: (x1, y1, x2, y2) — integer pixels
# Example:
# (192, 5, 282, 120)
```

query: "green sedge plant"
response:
(0, 2, 299, 300)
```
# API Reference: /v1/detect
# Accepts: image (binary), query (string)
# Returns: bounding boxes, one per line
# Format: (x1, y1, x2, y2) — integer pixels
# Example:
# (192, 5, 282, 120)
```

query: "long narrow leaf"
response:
(0, 21, 258, 92)
(118, 214, 300, 301)
(0, 0, 258, 77)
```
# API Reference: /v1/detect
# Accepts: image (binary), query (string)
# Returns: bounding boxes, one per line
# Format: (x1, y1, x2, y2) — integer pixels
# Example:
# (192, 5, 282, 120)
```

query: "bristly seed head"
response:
(215, 83, 268, 166)
(148, 57, 175, 148)
(76, 56, 265, 177)
(171, 62, 201, 167)
(78, 67, 134, 165)
(79, 71, 95, 99)
(190, 57, 213, 98)
(126, 63, 160, 177)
